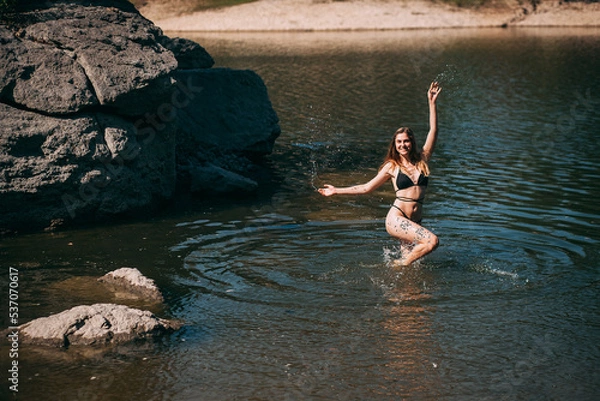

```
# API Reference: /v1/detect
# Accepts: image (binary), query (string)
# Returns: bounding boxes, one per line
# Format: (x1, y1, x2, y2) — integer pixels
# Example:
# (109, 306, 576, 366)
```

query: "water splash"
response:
(382, 245, 403, 265)
(433, 64, 477, 100)
(382, 244, 420, 269)
(472, 262, 520, 280)
(434, 64, 459, 86)
(309, 159, 319, 190)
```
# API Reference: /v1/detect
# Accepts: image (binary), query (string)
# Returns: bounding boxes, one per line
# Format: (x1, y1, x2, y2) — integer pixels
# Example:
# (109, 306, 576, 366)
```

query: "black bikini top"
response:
(395, 168, 429, 191)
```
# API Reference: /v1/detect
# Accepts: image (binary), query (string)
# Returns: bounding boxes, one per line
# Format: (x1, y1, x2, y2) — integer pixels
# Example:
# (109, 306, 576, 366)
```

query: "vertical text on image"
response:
(8, 266, 20, 393)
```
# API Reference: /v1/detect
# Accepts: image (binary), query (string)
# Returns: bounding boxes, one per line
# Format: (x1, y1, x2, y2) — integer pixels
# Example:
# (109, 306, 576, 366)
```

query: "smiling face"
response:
(395, 133, 412, 156)
(385, 127, 417, 165)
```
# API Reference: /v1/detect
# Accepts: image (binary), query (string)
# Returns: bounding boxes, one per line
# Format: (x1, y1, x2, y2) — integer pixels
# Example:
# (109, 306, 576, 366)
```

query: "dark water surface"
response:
(2, 28, 600, 400)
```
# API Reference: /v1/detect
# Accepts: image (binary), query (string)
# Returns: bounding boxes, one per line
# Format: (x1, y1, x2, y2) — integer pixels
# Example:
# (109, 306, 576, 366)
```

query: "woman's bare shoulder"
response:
(380, 160, 397, 175)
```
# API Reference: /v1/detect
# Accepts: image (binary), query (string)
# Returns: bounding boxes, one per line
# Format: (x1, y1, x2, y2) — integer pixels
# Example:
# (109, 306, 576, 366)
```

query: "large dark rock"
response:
(0, 0, 279, 232)
(174, 68, 281, 194)
(176, 68, 280, 157)
(4, 3, 178, 116)
(0, 26, 98, 114)
(160, 36, 215, 70)
(0, 102, 176, 229)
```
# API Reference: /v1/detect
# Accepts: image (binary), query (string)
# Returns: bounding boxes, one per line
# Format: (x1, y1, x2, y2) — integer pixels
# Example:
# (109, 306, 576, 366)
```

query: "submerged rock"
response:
(0, 0, 279, 233)
(98, 267, 164, 302)
(189, 163, 259, 194)
(20, 303, 180, 347)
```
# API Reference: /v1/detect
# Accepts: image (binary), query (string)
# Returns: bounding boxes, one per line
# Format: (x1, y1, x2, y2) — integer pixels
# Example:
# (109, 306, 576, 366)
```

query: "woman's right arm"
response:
(318, 162, 394, 197)
(421, 82, 441, 162)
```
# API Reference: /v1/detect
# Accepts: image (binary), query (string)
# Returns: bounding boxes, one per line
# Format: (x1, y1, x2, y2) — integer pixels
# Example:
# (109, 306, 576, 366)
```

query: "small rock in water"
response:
(98, 267, 163, 302)
(19, 303, 180, 347)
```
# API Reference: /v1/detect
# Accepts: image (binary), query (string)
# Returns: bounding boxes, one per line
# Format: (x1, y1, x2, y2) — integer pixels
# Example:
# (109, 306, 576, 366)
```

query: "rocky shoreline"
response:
(142, 0, 600, 32)
(0, 0, 280, 233)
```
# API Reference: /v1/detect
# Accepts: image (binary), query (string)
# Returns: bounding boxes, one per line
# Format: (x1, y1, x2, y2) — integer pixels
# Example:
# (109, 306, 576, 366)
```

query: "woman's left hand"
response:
(428, 81, 442, 103)
(318, 185, 336, 196)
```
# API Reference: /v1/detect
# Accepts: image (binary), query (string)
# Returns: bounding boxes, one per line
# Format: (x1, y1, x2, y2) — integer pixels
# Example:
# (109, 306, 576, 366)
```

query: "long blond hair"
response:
(381, 127, 430, 176)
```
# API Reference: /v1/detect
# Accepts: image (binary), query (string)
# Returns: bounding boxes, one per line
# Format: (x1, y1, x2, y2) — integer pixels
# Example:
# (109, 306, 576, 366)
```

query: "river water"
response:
(2, 28, 600, 400)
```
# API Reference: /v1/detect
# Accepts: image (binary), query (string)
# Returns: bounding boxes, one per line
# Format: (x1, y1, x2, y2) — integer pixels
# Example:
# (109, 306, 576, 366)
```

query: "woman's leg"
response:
(385, 210, 439, 266)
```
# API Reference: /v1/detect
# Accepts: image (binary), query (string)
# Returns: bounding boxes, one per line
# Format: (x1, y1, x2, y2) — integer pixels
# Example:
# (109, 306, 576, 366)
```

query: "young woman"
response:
(318, 82, 441, 265)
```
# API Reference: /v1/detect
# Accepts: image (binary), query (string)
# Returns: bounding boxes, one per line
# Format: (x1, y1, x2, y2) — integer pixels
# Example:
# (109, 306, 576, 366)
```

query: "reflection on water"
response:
(1, 28, 599, 400)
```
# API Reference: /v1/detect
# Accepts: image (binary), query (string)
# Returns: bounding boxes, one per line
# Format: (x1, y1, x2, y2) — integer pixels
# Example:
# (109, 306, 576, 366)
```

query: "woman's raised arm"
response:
(421, 82, 441, 162)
